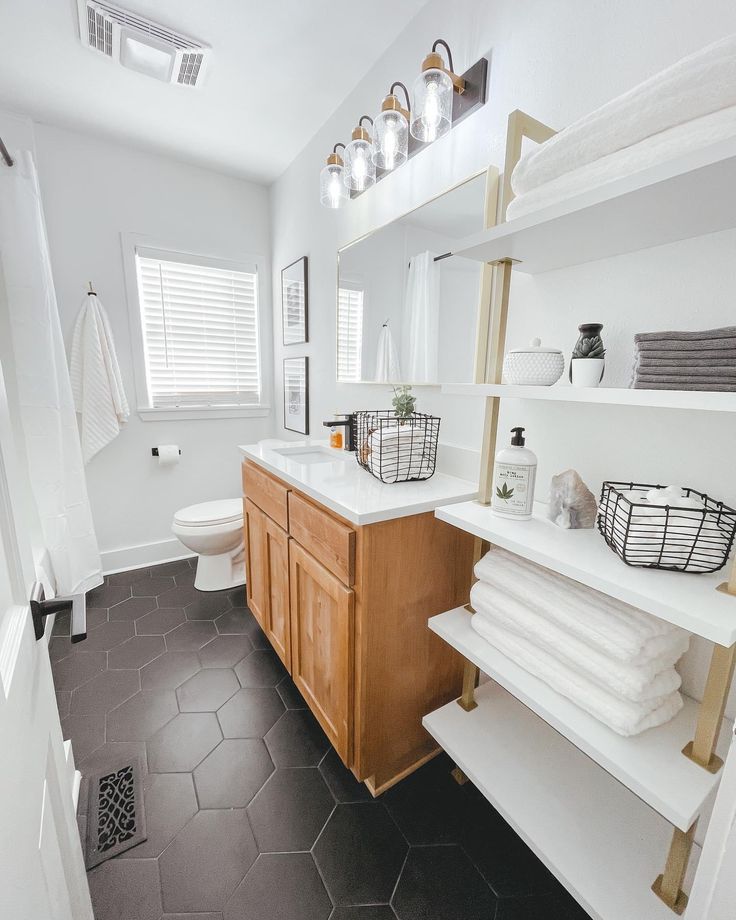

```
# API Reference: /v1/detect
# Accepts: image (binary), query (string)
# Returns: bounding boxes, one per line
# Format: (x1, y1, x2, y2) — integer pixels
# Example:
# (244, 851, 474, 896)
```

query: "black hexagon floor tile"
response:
(148, 712, 222, 773)
(149, 559, 193, 578)
(106, 689, 179, 741)
(391, 845, 495, 920)
(193, 739, 273, 808)
(88, 856, 162, 920)
(215, 606, 263, 638)
(313, 803, 408, 906)
(106, 567, 152, 586)
(48, 636, 73, 663)
(185, 591, 232, 620)
(108, 635, 165, 670)
(80, 619, 135, 651)
(140, 650, 201, 690)
(60, 711, 105, 762)
(331, 908, 397, 920)
(52, 649, 107, 690)
(55, 689, 71, 719)
(276, 674, 308, 709)
(135, 606, 187, 635)
(224, 853, 332, 920)
(247, 767, 334, 852)
(159, 809, 257, 913)
(235, 648, 287, 688)
(383, 753, 466, 845)
(118, 772, 198, 860)
(160, 914, 222, 920)
(70, 668, 140, 715)
(265, 708, 330, 767)
(176, 668, 240, 712)
(132, 575, 176, 596)
(198, 634, 253, 669)
(108, 596, 158, 622)
(165, 620, 217, 650)
(217, 687, 285, 738)
(493, 891, 592, 920)
(79, 741, 148, 787)
(157, 584, 201, 608)
(319, 749, 371, 804)
(87, 583, 132, 608)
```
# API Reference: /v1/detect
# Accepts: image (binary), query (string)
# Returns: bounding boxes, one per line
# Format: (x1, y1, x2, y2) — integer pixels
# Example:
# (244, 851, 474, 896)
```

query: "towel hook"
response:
(87, 281, 96, 296)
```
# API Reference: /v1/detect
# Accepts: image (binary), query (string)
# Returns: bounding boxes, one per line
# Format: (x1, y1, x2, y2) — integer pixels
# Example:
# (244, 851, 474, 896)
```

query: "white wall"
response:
(32, 124, 273, 571)
(270, 0, 736, 720)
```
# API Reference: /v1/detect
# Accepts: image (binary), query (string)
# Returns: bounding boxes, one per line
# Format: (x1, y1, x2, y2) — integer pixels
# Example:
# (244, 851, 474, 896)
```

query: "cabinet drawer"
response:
(288, 491, 355, 586)
(242, 461, 289, 531)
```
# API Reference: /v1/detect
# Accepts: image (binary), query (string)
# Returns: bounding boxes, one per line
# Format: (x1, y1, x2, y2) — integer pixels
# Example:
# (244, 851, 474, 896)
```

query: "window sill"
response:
(137, 406, 272, 422)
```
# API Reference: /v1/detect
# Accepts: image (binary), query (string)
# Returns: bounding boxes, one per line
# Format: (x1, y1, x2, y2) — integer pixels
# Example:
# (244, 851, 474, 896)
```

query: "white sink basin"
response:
(271, 446, 350, 465)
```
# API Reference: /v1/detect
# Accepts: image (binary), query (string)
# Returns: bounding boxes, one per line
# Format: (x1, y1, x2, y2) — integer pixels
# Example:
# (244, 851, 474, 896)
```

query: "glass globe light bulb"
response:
(410, 67, 453, 143)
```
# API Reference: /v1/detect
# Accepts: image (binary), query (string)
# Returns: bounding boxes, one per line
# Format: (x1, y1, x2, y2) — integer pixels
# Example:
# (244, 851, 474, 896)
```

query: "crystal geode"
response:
(548, 469, 598, 529)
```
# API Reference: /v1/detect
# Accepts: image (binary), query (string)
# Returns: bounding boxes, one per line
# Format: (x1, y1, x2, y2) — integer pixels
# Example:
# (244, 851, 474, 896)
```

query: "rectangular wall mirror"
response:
(336, 170, 488, 385)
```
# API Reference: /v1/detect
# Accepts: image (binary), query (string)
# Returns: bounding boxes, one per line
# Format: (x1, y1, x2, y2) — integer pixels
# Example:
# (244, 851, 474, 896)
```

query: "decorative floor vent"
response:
(77, 0, 210, 87)
(85, 757, 146, 869)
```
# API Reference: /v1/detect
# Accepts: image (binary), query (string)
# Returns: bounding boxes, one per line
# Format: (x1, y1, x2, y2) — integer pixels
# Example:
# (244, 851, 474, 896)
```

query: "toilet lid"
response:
(174, 499, 243, 527)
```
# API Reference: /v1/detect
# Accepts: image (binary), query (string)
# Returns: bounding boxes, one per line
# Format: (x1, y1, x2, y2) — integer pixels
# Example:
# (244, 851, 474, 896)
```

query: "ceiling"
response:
(0, 0, 430, 183)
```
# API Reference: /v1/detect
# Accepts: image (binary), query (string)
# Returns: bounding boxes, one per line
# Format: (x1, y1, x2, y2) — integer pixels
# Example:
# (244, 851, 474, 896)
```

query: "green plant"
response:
(572, 335, 606, 359)
(392, 385, 416, 419)
(496, 482, 515, 501)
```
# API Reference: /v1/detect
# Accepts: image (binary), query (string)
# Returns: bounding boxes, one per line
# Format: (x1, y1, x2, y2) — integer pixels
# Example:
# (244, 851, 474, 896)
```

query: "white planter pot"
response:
(571, 358, 605, 387)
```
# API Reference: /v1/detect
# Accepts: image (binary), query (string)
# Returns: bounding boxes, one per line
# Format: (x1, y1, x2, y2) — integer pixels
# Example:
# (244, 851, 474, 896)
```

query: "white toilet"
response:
(171, 499, 245, 592)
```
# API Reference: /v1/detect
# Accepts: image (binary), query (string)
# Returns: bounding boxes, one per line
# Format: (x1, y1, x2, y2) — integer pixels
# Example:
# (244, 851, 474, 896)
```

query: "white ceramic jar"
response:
(503, 338, 565, 386)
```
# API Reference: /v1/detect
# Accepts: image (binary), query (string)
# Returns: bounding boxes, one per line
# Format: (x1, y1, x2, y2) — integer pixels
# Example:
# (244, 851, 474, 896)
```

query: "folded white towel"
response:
(470, 580, 684, 702)
(470, 616, 683, 736)
(474, 548, 688, 663)
(69, 293, 129, 463)
(367, 424, 430, 482)
(506, 103, 736, 221)
(512, 33, 736, 198)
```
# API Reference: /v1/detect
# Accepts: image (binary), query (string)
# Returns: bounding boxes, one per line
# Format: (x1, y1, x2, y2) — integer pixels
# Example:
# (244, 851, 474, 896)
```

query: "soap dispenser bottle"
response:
(491, 427, 537, 520)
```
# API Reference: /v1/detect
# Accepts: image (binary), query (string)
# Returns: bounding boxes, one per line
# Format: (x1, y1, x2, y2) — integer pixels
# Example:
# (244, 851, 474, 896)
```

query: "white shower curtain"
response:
(0, 151, 102, 596)
(401, 251, 440, 383)
(375, 321, 401, 382)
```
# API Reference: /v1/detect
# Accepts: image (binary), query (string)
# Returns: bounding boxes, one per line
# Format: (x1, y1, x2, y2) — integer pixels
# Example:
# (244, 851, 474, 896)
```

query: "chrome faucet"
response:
(322, 413, 357, 451)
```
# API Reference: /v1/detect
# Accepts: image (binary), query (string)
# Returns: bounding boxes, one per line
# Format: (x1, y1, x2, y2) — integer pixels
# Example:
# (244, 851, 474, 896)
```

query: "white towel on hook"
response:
(375, 321, 401, 382)
(69, 293, 129, 463)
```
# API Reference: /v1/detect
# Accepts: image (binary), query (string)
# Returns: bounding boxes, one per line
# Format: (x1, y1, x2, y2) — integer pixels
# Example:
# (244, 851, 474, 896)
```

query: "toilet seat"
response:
(174, 499, 243, 528)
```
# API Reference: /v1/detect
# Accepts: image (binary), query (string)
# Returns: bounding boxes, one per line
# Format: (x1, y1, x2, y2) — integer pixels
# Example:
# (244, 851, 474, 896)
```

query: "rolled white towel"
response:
(474, 548, 687, 662)
(470, 580, 685, 702)
(470, 616, 683, 736)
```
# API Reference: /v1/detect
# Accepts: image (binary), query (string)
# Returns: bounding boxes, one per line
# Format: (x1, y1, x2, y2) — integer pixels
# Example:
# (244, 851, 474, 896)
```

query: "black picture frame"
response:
(281, 256, 309, 345)
(283, 356, 309, 435)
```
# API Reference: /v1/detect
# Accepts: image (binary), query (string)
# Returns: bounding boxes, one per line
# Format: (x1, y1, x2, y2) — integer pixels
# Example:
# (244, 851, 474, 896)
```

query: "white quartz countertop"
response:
(239, 439, 478, 526)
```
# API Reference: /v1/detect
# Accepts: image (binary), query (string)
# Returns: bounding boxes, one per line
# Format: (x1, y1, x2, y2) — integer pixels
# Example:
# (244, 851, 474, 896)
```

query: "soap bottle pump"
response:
(491, 426, 537, 520)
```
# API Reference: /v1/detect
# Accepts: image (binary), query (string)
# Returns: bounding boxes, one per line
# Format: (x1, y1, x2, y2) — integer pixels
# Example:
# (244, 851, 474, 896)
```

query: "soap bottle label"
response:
(493, 463, 536, 517)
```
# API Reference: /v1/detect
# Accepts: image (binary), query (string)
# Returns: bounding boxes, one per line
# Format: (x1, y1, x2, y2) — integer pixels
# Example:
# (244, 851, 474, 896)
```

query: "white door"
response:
(0, 359, 94, 920)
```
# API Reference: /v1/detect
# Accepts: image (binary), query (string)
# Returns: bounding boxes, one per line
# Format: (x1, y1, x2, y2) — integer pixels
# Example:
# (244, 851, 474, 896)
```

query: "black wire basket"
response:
(355, 411, 440, 483)
(597, 481, 736, 573)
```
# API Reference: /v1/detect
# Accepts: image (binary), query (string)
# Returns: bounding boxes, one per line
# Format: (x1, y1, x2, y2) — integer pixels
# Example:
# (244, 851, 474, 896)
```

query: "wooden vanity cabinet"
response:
(242, 459, 473, 794)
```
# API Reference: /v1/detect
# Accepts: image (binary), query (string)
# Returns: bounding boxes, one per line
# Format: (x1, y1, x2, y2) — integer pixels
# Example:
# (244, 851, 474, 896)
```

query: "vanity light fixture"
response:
(320, 143, 348, 209)
(410, 39, 463, 143)
(373, 82, 410, 171)
(343, 116, 376, 192)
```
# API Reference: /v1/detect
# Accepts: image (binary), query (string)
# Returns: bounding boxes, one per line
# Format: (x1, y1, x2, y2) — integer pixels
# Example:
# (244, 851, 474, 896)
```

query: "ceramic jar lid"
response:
(507, 337, 563, 355)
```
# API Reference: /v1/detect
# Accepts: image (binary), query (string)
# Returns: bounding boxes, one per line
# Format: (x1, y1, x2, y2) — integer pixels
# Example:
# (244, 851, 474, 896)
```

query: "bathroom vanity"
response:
(239, 440, 477, 794)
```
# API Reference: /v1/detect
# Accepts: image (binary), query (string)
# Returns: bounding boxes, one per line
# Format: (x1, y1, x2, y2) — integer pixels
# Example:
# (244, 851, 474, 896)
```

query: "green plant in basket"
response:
(392, 385, 416, 420)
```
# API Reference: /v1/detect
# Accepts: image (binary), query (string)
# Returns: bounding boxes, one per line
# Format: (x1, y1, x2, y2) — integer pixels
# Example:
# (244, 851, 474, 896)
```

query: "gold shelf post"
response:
(652, 822, 697, 915)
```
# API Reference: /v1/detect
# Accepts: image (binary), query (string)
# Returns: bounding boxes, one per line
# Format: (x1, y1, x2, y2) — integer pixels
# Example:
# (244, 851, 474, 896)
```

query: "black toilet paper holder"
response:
(151, 447, 182, 456)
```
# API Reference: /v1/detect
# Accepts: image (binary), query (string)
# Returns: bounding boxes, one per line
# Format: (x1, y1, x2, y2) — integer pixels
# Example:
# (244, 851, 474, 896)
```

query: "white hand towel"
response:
(470, 580, 684, 702)
(474, 548, 687, 663)
(470, 616, 683, 736)
(512, 32, 736, 197)
(69, 293, 129, 463)
(375, 322, 401, 382)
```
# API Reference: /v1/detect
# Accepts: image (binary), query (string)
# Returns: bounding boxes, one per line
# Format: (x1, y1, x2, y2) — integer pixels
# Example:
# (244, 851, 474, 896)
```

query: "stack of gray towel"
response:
(631, 326, 736, 391)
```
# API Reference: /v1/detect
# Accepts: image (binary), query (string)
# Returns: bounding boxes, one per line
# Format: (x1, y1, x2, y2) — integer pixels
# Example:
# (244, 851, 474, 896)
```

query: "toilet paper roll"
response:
(157, 444, 180, 466)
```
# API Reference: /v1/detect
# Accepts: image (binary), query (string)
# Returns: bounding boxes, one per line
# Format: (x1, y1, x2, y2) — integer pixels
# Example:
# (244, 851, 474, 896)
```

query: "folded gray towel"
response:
(634, 364, 736, 377)
(633, 381, 736, 391)
(634, 326, 736, 343)
(636, 356, 736, 368)
(635, 338, 736, 353)
(635, 374, 736, 385)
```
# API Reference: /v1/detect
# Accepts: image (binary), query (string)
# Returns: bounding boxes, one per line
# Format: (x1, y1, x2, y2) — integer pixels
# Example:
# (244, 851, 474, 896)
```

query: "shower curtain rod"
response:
(0, 136, 13, 167)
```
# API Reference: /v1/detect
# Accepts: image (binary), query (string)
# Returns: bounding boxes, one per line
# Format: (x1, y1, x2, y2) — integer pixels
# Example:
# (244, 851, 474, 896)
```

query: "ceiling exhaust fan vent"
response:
(77, 0, 210, 87)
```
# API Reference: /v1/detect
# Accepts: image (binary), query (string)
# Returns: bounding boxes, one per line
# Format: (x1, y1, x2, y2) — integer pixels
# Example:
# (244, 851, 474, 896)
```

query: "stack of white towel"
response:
(366, 424, 431, 483)
(470, 548, 690, 736)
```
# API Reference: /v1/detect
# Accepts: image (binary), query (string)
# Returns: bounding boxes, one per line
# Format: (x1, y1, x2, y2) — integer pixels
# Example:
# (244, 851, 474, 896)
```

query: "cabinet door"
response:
(290, 540, 353, 764)
(264, 515, 291, 670)
(244, 498, 268, 629)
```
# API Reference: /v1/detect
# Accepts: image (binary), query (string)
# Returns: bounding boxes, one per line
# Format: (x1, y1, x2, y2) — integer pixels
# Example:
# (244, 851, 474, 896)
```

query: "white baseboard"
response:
(101, 537, 195, 575)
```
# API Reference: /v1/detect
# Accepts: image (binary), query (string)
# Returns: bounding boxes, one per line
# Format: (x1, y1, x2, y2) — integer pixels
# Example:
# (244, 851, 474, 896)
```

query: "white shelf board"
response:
(451, 135, 736, 273)
(430, 606, 724, 830)
(441, 382, 736, 412)
(424, 682, 700, 920)
(434, 501, 736, 646)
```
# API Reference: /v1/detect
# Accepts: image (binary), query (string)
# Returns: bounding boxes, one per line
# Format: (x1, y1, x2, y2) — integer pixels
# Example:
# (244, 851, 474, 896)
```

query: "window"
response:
(134, 248, 263, 411)
(337, 285, 364, 382)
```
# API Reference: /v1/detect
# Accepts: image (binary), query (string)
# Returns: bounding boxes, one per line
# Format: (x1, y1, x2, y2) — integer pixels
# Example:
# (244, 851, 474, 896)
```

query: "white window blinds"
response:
(337, 286, 364, 382)
(136, 251, 262, 408)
